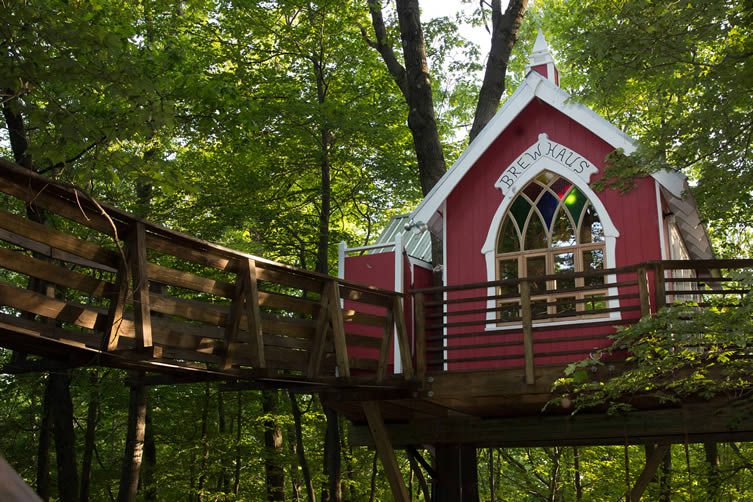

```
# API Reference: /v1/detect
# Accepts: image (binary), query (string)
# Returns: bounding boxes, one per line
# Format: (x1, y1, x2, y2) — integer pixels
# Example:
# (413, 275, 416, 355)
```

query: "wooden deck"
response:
(1, 160, 753, 450)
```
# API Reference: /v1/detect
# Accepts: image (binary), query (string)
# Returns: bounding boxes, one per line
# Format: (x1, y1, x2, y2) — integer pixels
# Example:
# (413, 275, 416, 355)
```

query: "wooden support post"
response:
(520, 279, 535, 385)
(127, 222, 152, 348)
(637, 267, 650, 317)
(414, 292, 426, 381)
(326, 280, 350, 378)
(376, 307, 394, 383)
(243, 258, 266, 368)
(653, 264, 667, 311)
(307, 284, 331, 378)
(392, 296, 414, 379)
(221, 264, 246, 370)
(104, 261, 130, 351)
(362, 401, 410, 502)
(629, 443, 671, 501)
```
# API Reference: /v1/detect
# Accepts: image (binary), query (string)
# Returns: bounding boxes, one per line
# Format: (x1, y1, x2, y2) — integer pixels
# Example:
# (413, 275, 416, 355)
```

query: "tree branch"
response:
(365, 0, 409, 98)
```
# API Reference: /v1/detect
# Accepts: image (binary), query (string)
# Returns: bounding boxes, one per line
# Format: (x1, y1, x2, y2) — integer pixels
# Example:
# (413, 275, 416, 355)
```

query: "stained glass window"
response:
(495, 171, 608, 322)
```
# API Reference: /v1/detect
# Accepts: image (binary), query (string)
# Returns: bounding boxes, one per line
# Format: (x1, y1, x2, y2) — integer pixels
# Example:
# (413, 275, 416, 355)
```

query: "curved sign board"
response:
(494, 133, 599, 197)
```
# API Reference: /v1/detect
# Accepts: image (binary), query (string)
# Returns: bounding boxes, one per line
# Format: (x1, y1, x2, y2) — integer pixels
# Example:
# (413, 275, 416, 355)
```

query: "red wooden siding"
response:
(443, 99, 661, 371)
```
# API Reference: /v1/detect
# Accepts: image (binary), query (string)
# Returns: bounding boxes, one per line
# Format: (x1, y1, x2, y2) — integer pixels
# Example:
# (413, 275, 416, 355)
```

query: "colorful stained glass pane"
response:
(536, 191, 558, 228)
(550, 178, 572, 200)
(523, 182, 543, 201)
(496, 216, 519, 253)
(524, 212, 547, 250)
(510, 196, 530, 230)
(564, 187, 587, 223)
(551, 208, 576, 247)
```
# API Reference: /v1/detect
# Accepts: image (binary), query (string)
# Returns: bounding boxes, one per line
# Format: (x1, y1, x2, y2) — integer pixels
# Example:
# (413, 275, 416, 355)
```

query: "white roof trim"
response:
(411, 71, 686, 223)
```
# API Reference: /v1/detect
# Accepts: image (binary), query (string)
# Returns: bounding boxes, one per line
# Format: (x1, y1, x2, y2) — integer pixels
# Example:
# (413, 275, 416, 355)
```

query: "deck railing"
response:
(0, 160, 412, 384)
(412, 259, 753, 383)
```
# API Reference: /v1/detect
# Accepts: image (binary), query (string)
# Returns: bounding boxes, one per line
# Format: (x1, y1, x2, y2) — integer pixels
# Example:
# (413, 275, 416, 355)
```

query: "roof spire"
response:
(526, 29, 559, 86)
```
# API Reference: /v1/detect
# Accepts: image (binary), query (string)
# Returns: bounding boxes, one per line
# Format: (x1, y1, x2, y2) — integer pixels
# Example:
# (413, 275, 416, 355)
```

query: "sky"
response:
(421, 0, 493, 55)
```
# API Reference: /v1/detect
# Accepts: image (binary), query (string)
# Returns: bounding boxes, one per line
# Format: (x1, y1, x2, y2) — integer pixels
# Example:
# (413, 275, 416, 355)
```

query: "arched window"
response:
(496, 171, 607, 322)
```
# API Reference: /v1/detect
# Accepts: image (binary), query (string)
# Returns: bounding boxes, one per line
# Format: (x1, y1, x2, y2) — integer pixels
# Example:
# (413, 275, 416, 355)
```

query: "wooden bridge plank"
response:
(0, 246, 113, 297)
(0, 209, 119, 267)
(146, 263, 235, 298)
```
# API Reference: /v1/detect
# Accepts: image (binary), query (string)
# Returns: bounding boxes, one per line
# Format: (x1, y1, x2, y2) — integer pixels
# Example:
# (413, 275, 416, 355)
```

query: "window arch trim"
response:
(481, 152, 621, 330)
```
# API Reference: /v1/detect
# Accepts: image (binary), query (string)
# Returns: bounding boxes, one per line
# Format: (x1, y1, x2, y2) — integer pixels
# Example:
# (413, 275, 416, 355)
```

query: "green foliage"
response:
(541, 0, 753, 257)
(552, 273, 753, 415)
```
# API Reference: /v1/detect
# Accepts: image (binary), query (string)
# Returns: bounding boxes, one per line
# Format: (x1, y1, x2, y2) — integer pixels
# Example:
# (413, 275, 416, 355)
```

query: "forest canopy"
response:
(1, 0, 752, 501)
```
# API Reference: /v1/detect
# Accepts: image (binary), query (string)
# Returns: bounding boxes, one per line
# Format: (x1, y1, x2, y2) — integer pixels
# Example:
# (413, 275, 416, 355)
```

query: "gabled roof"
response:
(410, 70, 686, 226)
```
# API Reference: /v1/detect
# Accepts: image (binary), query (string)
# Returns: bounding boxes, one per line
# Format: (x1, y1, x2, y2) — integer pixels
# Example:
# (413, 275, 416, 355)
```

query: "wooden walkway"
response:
(0, 160, 415, 392)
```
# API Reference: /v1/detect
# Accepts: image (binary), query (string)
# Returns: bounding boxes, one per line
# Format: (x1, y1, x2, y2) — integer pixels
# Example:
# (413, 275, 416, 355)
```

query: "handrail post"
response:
(653, 263, 666, 311)
(392, 296, 414, 379)
(520, 278, 535, 385)
(637, 267, 650, 317)
(414, 292, 426, 381)
(327, 280, 350, 378)
(127, 222, 153, 349)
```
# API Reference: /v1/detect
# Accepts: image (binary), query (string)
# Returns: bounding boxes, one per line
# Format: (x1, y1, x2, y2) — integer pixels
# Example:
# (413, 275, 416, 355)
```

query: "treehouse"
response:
(340, 31, 714, 376)
(0, 32, 751, 502)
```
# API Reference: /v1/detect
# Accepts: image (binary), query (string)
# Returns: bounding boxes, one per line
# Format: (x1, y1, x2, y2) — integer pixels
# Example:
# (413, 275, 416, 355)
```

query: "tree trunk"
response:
(704, 442, 720, 501)
(262, 390, 285, 502)
(49, 371, 79, 502)
(434, 445, 478, 502)
(197, 383, 211, 501)
(468, 0, 529, 141)
(36, 376, 53, 500)
(142, 404, 157, 501)
(322, 405, 342, 502)
(234, 391, 242, 495)
(217, 391, 230, 494)
(368, 450, 378, 502)
(117, 375, 147, 502)
(573, 447, 582, 501)
(79, 371, 99, 502)
(289, 392, 316, 502)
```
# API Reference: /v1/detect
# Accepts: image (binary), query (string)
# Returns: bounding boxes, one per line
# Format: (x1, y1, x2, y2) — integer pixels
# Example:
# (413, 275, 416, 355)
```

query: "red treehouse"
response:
(339, 31, 713, 380)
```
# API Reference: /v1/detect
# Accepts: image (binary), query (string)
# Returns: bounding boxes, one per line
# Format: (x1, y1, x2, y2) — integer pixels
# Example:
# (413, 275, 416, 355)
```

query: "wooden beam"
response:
(629, 443, 670, 501)
(376, 308, 393, 383)
(392, 296, 414, 379)
(653, 263, 666, 310)
(307, 284, 331, 378)
(104, 262, 130, 351)
(127, 223, 152, 348)
(414, 292, 426, 381)
(637, 267, 650, 317)
(362, 401, 410, 502)
(520, 279, 535, 384)
(221, 263, 246, 370)
(243, 258, 266, 368)
(327, 281, 350, 378)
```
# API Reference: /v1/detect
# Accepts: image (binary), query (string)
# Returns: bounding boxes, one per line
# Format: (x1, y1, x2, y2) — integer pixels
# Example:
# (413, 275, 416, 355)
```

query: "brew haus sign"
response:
(494, 133, 599, 197)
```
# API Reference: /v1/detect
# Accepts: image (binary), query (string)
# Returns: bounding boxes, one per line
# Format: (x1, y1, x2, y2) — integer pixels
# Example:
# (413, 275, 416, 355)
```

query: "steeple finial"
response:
(526, 29, 559, 86)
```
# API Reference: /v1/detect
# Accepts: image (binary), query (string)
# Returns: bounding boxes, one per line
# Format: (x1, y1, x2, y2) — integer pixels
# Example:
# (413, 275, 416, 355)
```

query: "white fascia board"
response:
(410, 72, 687, 223)
(410, 77, 536, 224)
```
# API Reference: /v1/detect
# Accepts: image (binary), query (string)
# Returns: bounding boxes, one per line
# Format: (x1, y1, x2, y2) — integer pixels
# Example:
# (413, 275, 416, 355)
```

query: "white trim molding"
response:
(410, 71, 689, 226)
(481, 146, 621, 329)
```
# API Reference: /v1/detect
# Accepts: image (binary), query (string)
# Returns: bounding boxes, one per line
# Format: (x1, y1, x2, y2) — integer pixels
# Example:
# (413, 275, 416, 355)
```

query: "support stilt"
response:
(362, 401, 409, 502)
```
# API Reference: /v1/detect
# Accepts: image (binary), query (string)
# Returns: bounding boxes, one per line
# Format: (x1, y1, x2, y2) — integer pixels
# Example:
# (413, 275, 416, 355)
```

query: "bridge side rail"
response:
(411, 259, 753, 383)
(0, 160, 412, 383)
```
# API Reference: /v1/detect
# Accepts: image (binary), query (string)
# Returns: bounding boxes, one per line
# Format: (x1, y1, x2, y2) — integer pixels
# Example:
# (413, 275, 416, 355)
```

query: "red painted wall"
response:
(443, 99, 662, 370)
(343, 252, 435, 374)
